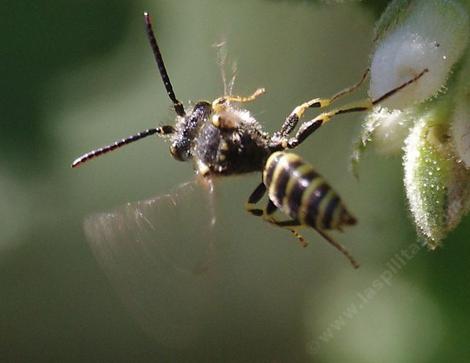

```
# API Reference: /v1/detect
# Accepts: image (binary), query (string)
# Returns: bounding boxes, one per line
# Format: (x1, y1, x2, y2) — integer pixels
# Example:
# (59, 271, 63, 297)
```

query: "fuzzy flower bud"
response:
(404, 106, 470, 248)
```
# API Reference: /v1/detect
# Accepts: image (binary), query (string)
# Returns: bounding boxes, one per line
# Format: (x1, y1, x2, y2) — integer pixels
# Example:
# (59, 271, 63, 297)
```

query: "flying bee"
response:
(73, 12, 428, 268)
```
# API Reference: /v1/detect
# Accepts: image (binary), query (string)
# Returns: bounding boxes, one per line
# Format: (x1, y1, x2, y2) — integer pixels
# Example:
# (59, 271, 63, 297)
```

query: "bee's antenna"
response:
(71, 127, 165, 168)
(144, 12, 186, 117)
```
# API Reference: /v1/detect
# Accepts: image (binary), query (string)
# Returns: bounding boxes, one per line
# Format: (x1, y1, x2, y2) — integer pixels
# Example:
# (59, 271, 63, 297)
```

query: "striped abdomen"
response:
(263, 152, 356, 230)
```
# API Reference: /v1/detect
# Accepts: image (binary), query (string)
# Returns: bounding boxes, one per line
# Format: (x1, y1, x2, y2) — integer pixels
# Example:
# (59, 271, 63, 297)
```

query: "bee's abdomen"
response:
(263, 152, 356, 230)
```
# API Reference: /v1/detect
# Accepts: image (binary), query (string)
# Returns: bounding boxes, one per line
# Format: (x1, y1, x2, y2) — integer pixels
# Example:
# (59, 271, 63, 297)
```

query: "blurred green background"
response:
(2, 0, 470, 361)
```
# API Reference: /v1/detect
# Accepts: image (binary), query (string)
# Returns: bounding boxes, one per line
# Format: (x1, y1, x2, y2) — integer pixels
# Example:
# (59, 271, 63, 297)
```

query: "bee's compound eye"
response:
(170, 144, 186, 161)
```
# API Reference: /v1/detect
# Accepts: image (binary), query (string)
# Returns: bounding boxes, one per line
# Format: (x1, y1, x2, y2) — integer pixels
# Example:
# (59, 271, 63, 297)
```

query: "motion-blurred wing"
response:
(84, 180, 216, 347)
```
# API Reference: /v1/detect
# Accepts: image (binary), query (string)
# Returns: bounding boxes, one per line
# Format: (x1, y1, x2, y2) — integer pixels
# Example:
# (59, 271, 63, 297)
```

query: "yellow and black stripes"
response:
(246, 151, 359, 268)
(263, 152, 356, 231)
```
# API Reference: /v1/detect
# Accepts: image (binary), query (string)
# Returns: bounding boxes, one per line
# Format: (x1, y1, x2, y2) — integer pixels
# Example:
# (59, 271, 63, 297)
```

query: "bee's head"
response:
(169, 101, 212, 162)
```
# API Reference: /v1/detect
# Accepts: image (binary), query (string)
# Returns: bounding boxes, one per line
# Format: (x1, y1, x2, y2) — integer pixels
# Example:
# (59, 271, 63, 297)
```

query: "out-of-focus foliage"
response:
(271, 0, 391, 16)
(0, 1, 134, 176)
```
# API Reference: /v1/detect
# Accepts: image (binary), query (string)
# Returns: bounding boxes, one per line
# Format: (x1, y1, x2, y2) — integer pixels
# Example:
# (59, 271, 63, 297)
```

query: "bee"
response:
(73, 12, 428, 268)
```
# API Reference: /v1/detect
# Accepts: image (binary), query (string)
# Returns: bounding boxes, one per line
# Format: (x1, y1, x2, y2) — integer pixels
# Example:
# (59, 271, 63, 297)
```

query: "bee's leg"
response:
(284, 69, 428, 149)
(213, 88, 266, 109)
(276, 69, 369, 138)
(266, 199, 306, 247)
(211, 88, 266, 128)
(284, 101, 372, 148)
(245, 182, 267, 217)
(223, 88, 266, 103)
(248, 195, 309, 248)
(267, 218, 309, 248)
(245, 184, 305, 245)
(259, 211, 358, 267)
(246, 183, 354, 262)
(312, 226, 359, 269)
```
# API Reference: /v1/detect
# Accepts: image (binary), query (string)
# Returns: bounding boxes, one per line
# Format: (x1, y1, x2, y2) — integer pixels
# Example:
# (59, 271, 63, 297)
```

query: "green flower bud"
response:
(403, 104, 470, 248)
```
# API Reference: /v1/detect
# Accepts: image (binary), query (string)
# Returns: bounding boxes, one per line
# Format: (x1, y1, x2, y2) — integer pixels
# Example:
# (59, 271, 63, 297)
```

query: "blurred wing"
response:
(84, 180, 217, 347)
